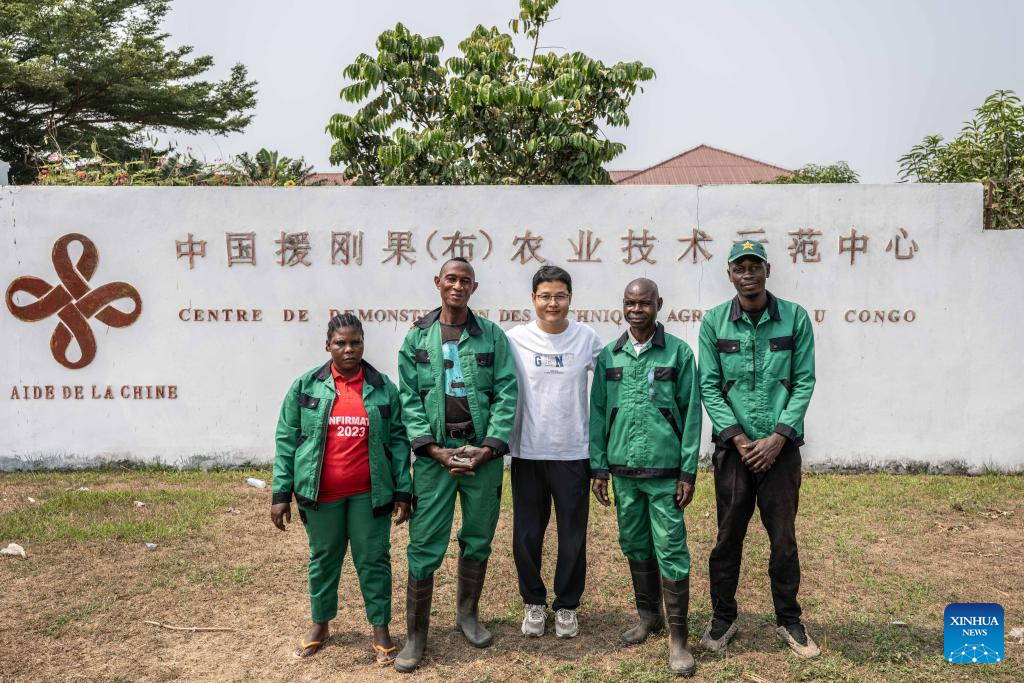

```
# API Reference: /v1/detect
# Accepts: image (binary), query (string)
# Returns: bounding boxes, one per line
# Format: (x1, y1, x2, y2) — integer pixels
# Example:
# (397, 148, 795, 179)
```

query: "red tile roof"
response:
(306, 173, 354, 186)
(608, 170, 639, 183)
(314, 145, 789, 186)
(611, 144, 792, 185)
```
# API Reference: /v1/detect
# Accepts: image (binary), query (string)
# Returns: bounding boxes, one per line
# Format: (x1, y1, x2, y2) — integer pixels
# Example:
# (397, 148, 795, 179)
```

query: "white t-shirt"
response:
(507, 319, 604, 460)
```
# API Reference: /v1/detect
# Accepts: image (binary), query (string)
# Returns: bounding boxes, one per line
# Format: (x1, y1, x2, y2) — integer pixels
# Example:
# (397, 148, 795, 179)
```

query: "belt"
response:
(445, 426, 475, 440)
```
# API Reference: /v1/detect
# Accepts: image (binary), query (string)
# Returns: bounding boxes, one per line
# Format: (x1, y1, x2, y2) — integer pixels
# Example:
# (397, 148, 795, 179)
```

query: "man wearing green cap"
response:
(697, 240, 819, 659)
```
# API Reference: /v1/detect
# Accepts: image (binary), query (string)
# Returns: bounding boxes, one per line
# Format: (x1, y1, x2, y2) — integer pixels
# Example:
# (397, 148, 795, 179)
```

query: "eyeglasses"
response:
(535, 294, 570, 303)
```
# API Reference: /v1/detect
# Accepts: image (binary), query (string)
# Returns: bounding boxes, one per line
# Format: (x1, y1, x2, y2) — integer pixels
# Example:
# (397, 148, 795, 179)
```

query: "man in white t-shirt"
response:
(507, 265, 603, 639)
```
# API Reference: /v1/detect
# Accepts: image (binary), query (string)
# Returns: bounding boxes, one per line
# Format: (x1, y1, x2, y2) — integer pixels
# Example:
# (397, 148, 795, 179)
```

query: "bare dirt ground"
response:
(1, 469, 1021, 682)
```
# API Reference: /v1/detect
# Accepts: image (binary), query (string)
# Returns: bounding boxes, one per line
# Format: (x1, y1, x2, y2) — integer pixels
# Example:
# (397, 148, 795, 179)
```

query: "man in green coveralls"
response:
(394, 257, 519, 673)
(697, 240, 819, 659)
(590, 278, 702, 677)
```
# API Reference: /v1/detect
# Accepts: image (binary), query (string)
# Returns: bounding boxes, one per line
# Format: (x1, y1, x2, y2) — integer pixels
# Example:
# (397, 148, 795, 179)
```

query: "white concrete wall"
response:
(2, 184, 1019, 471)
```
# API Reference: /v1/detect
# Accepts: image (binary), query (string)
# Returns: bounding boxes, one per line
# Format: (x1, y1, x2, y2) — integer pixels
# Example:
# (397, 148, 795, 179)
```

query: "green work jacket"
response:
(589, 323, 702, 484)
(397, 307, 518, 457)
(272, 360, 412, 515)
(698, 292, 816, 446)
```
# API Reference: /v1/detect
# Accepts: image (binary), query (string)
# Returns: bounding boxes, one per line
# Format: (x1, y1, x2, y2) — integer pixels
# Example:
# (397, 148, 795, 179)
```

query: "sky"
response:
(159, 0, 1024, 183)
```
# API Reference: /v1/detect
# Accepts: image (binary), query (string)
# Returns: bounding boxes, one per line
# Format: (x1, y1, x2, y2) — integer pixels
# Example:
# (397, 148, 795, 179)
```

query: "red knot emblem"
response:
(6, 233, 142, 369)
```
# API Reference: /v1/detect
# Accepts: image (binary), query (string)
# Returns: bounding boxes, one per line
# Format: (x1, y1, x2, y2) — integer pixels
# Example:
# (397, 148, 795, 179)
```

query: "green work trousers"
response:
(613, 476, 691, 581)
(301, 492, 392, 626)
(407, 451, 503, 579)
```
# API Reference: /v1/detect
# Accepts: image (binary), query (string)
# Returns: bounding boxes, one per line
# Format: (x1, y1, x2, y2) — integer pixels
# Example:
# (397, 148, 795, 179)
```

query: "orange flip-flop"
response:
(294, 638, 326, 659)
(373, 644, 397, 666)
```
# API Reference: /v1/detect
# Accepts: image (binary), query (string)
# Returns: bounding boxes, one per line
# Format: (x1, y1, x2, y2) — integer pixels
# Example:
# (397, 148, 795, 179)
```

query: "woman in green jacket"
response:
(271, 313, 412, 665)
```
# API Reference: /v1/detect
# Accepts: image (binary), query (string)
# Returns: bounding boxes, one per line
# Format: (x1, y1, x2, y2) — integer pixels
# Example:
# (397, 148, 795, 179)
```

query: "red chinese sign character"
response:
(621, 228, 657, 265)
(568, 229, 602, 262)
(332, 231, 364, 266)
(885, 228, 919, 260)
(510, 230, 546, 264)
(787, 228, 822, 263)
(226, 232, 256, 266)
(677, 229, 713, 263)
(838, 228, 868, 265)
(382, 230, 416, 266)
(275, 231, 312, 267)
(175, 233, 206, 269)
(735, 228, 768, 244)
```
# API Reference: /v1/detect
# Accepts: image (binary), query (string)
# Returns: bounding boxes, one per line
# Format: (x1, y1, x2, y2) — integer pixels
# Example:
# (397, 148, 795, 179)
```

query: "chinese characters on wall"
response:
(174, 226, 921, 268)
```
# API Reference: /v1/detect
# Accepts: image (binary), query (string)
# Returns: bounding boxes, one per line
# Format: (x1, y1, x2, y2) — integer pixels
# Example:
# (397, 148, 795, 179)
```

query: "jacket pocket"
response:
(716, 339, 740, 353)
(653, 366, 678, 381)
(769, 336, 795, 352)
(298, 393, 320, 409)
(473, 351, 495, 391)
(768, 336, 795, 376)
(605, 367, 623, 381)
(377, 404, 392, 419)
(659, 407, 682, 441)
(414, 348, 433, 392)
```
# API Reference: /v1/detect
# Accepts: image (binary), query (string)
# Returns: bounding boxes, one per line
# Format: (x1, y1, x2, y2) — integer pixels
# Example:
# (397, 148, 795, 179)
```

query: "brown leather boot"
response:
(394, 573, 433, 673)
(662, 575, 696, 677)
(455, 556, 493, 648)
(621, 557, 665, 645)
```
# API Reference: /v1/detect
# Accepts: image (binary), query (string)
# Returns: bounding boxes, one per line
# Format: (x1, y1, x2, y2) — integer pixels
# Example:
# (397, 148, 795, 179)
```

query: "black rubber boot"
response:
(621, 557, 665, 645)
(455, 556, 493, 648)
(394, 573, 433, 673)
(662, 575, 696, 677)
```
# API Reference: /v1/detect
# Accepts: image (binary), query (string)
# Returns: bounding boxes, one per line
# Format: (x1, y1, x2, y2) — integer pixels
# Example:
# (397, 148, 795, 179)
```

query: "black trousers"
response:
(511, 458, 590, 610)
(708, 440, 802, 626)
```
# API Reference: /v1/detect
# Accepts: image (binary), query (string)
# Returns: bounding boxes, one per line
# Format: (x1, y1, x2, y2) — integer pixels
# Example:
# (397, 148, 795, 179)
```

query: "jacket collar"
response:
(414, 306, 483, 336)
(315, 360, 384, 387)
(612, 322, 666, 352)
(728, 291, 781, 323)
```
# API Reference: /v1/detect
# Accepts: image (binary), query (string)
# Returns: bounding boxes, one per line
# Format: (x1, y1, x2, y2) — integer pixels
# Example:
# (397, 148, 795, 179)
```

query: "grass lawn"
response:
(0, 468, 1021, 682)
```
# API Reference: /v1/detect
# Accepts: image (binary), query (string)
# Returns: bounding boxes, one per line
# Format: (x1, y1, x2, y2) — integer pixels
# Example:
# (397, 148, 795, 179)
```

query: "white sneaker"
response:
(555, 608, 579, 638)
(776, 623, 821, 659)
(522, 604, 546, 637)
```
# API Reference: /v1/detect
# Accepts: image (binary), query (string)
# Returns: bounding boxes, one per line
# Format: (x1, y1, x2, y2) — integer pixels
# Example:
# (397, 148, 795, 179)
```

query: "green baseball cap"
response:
(727, 240, 768, 263)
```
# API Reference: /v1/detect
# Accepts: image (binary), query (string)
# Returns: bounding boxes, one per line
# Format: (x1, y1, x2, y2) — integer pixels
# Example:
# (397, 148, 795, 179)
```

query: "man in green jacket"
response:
(394, 257, 519, 673)
(590, 278, 701, 677)
(697, 240, 819, 659)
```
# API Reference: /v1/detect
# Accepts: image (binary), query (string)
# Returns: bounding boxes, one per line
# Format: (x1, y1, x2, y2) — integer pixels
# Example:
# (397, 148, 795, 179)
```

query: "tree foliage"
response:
(899, 90, 1024, 228)
(35, 145, 317, 187)
(227, 148, 318, 186)
(765, 161, 859, 184)
(35, 146, 227, 186)
(0, 0, 258, 183)
(327, 0, 654, 185)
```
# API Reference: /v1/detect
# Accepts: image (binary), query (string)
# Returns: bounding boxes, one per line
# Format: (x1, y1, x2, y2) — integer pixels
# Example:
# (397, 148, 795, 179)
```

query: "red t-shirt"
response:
(317, 365, 371, 502)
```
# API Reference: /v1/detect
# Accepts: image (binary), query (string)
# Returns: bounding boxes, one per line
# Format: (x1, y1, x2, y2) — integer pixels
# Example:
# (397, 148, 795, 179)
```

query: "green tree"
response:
(327, 0, 654, 185)
(0, 0, 257, 184)
(228, 148, 317, 186)
(898, 90, 1024, 228)
(765, 161, 859, 184)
